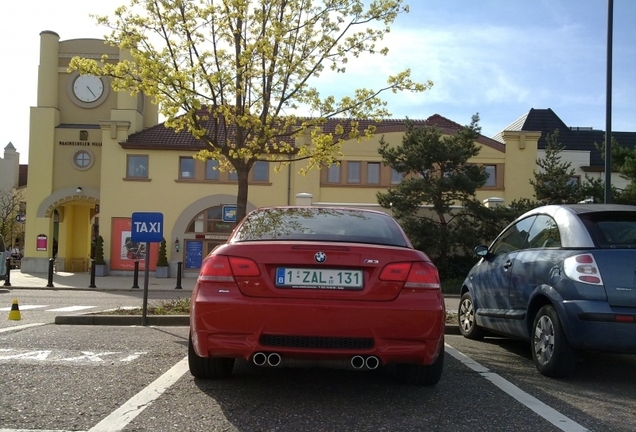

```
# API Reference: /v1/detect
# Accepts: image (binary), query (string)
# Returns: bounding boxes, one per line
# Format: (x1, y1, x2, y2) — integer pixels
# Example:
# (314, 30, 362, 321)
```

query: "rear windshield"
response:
(580, 211, 636, 248)
(233, 207, 409, 247)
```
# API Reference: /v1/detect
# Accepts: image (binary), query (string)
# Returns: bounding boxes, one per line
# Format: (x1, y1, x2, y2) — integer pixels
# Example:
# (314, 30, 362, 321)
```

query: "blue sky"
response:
(1, 0, 634, 163)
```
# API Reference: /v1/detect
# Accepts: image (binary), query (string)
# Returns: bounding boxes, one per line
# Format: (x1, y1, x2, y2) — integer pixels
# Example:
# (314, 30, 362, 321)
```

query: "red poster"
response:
(110, 218, 159, 271)
(36, 234, 48, 251)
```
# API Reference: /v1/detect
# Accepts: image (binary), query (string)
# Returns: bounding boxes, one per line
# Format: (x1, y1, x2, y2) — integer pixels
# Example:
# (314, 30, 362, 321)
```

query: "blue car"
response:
(459, 204, 636, 377)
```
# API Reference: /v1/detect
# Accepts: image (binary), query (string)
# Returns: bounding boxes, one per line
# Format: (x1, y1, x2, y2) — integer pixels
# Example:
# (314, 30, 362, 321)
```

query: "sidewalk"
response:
(2, 268, 194, 291)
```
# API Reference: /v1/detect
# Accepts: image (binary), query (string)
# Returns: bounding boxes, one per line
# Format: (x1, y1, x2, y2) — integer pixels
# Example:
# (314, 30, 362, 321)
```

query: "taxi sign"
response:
(131, 212, 164, 243)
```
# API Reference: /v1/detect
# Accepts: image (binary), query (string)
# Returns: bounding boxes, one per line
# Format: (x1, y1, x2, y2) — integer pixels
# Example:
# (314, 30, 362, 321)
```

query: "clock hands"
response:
(87, 87, 97, 98)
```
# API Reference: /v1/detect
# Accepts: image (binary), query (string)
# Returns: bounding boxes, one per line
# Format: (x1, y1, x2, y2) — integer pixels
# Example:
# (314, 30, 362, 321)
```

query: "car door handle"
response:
(502, 260, 512, 270)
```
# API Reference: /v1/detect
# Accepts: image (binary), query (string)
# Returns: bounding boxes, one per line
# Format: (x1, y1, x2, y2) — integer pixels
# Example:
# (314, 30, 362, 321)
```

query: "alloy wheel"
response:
(533, 314, 555, 366)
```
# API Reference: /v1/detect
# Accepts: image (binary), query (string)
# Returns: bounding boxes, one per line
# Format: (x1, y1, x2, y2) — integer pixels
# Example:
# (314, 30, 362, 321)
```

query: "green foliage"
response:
(530, 130, 584, 204)
(94, 235, 106, 265)
(69, 0, 431, 221)
(157, 237, 168, 267)
(377, 114, 487, 271)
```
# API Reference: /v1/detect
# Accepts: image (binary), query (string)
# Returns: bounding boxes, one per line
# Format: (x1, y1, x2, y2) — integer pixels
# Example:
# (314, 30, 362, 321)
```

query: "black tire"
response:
(531, 305, 577, 378)
(458, 291, 485, 340)
(395, 347, 444, 386)
(188, 334, 235, 379)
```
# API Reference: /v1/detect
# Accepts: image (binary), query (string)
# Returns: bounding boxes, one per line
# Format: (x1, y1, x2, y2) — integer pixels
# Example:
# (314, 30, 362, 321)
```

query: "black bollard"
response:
(132, 261, 140, 289)
(47, 258, 55, 288)
(89, 259, 97, 288)
(175, 261, 183, 289)
(3, 257, 11, 287)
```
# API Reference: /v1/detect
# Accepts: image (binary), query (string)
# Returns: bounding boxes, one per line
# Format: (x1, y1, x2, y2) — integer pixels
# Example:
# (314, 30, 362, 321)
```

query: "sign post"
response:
(131, 212, 164, 326)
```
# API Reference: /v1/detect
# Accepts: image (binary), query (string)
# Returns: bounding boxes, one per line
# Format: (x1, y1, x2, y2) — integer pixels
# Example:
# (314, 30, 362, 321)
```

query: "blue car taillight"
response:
(563, 254, 604, 285)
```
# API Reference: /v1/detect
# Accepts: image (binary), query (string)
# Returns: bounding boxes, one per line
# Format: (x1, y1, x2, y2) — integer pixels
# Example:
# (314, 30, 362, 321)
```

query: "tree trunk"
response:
(236, 168, 250, 222)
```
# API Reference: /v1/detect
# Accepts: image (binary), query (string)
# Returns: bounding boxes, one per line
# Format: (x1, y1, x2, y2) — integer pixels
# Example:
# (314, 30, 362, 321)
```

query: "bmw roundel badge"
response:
(314, 252, 327, 263)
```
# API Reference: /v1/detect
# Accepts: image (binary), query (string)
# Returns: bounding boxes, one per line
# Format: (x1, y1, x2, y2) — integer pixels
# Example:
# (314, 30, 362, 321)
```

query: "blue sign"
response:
(185, 240, 203, 269)
(131, 212, 164, 243)
(222, 205, 237, 222)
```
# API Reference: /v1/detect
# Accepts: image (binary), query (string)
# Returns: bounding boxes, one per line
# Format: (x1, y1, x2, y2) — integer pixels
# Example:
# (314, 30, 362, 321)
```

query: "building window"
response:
(327, 164, 341, 183)
(205, 160, 219, 180)
(484, 165, 496, 187)
(567, 176, 580, 186)
(229, 171, 238, 181)
(347, 162, 361, 184)
(391, 168, 403, 184)
(73, 150, 94, 170)
(253, 161, 269, 182)
(367, 163, 380, 184)
(127, 155, 149, 178)
(180, 157, 195, 179)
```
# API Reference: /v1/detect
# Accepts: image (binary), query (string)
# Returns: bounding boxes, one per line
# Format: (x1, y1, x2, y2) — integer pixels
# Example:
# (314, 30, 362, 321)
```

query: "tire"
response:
(458, 291, 485, 340)
(531, 305, 577, 378)
(395, 347, 444, 386)
(188, 334, 235, 379)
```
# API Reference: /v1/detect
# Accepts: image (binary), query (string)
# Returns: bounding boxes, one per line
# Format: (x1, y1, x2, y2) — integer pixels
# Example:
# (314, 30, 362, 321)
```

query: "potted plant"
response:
(156, 237, 169, 278)
(93, 235, 108, 276)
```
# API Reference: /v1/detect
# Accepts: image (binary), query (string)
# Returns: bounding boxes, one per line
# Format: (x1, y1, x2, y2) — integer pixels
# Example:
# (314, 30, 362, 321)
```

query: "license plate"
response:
(276, 268, 363, 290)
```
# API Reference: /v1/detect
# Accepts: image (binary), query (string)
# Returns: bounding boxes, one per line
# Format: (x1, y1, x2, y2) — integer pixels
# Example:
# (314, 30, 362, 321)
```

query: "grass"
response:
(100, 298, 191, 315)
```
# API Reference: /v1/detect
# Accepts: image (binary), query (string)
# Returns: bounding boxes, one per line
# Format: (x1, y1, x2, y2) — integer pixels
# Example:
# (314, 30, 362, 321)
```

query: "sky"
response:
(2, 0, 635, 163)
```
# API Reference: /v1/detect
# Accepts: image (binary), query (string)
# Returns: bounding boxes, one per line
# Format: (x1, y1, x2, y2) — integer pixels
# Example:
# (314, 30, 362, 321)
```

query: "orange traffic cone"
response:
(8, 298, 21, 321)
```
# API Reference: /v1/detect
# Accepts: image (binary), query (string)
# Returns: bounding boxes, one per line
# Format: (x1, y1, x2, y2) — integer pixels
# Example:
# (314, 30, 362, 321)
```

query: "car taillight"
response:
(379, 262, 441, 289)
(405, 262, 441, 289)
(198, 255, 235, 282)
(563, 254, 604, 285)
(229, 257, 260, 277)
(379, 262, 412, 281)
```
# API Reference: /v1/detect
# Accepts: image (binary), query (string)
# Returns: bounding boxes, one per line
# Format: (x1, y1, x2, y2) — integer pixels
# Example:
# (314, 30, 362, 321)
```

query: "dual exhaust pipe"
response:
(251, 352, 380, 370)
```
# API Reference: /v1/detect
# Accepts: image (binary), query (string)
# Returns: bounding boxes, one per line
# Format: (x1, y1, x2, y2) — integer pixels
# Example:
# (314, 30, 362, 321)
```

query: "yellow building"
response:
(21, 31, 539, 277)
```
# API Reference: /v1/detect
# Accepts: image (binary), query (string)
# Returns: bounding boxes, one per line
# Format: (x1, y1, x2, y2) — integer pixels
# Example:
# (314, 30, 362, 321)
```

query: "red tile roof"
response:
(121, 112, 505, 152)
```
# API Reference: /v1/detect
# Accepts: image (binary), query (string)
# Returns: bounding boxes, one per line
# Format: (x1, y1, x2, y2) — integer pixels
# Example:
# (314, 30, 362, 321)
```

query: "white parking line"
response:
(45, 306, 95, 312)
(0, 305, 48, 311)
(87, 356, 189, 432)
(445, 343, 589, 432)
(0, 323, 46, 333)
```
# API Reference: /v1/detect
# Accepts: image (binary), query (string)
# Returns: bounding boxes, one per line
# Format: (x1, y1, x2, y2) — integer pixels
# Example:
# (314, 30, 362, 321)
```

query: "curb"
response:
(55, 315, 190, 326)
(55, 314, 461, 335)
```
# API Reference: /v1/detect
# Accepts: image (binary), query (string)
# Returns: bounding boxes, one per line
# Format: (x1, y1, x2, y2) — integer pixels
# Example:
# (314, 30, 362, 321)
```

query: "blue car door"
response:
(469, 217, 536, 330)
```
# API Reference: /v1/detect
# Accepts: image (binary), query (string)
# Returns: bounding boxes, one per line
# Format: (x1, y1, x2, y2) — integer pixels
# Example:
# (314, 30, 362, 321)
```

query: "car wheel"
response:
(458, 292, 484, 340)
(395, 347, 444, 386)
(188, 334, 235, 379)
(531, 305, 577, 378)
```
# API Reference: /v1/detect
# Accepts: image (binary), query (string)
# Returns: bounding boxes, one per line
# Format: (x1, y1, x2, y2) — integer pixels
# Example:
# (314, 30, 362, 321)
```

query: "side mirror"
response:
(474, 245, 489, 257)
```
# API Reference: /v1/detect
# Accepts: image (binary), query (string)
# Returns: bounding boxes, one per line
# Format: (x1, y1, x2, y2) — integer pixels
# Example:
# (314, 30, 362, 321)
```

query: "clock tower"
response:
(22, 30, 157, 273)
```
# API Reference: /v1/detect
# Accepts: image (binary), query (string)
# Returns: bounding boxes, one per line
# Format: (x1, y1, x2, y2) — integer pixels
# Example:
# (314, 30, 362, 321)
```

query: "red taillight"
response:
(405, 262, 440, 289)
(198, 255, 234, 282)
(379, 261, 441, 290)
(379, 262, 412, 282)
(229, 257, 260, 277)
(615, 315, 635, 323)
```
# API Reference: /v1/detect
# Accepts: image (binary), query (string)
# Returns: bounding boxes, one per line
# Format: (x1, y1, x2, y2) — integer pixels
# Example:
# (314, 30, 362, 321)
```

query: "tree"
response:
(0, 187, 25, 249)
(376, 115, 487, 274)
(529, 130, 584, 205)
(70, 0, 430, 221)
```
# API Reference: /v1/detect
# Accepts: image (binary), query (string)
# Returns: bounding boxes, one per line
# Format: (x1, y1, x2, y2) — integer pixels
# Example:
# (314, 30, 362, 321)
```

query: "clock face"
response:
(73, 75, 104, 103)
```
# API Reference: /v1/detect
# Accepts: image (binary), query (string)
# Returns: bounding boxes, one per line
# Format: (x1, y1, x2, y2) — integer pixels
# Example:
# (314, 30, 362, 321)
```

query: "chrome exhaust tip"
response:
(267, 352, 282, 367)
(252, 352, 267, 366)
(350, 355, 365, 369)
(365, 356, 380, 370)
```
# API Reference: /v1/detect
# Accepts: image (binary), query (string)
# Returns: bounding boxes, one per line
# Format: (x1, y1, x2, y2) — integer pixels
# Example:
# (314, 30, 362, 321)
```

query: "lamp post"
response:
(604, 0, 613, 204)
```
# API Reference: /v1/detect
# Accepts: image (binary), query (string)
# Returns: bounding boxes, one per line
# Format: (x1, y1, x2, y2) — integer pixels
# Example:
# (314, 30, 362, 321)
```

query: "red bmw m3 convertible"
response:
(189, 206, 445, 385)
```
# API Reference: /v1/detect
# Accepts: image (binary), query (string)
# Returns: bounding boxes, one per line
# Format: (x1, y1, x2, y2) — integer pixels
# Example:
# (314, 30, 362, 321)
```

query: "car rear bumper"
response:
(191, 284, 445, 366)
(561, 300, 636, 353)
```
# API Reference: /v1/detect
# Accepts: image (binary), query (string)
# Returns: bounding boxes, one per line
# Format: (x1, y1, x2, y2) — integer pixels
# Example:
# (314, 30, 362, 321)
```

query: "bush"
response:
(94, 235, 106, 265)
(157, 237, 168, 267)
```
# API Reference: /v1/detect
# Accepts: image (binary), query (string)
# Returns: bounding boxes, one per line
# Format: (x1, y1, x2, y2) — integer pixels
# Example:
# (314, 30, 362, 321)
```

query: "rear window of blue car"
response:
(580, 211, 636, 248)
(233, 207, 409, 247)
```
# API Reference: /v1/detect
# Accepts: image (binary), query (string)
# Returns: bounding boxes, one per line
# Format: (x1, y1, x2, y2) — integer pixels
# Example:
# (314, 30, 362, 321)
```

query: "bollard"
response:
(132, 261, 140, 289)
(3, 257, 11, 287)
(89, 259, 97, 288)
(175, 261, 183, 289)
(47, 258, 55, 288)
